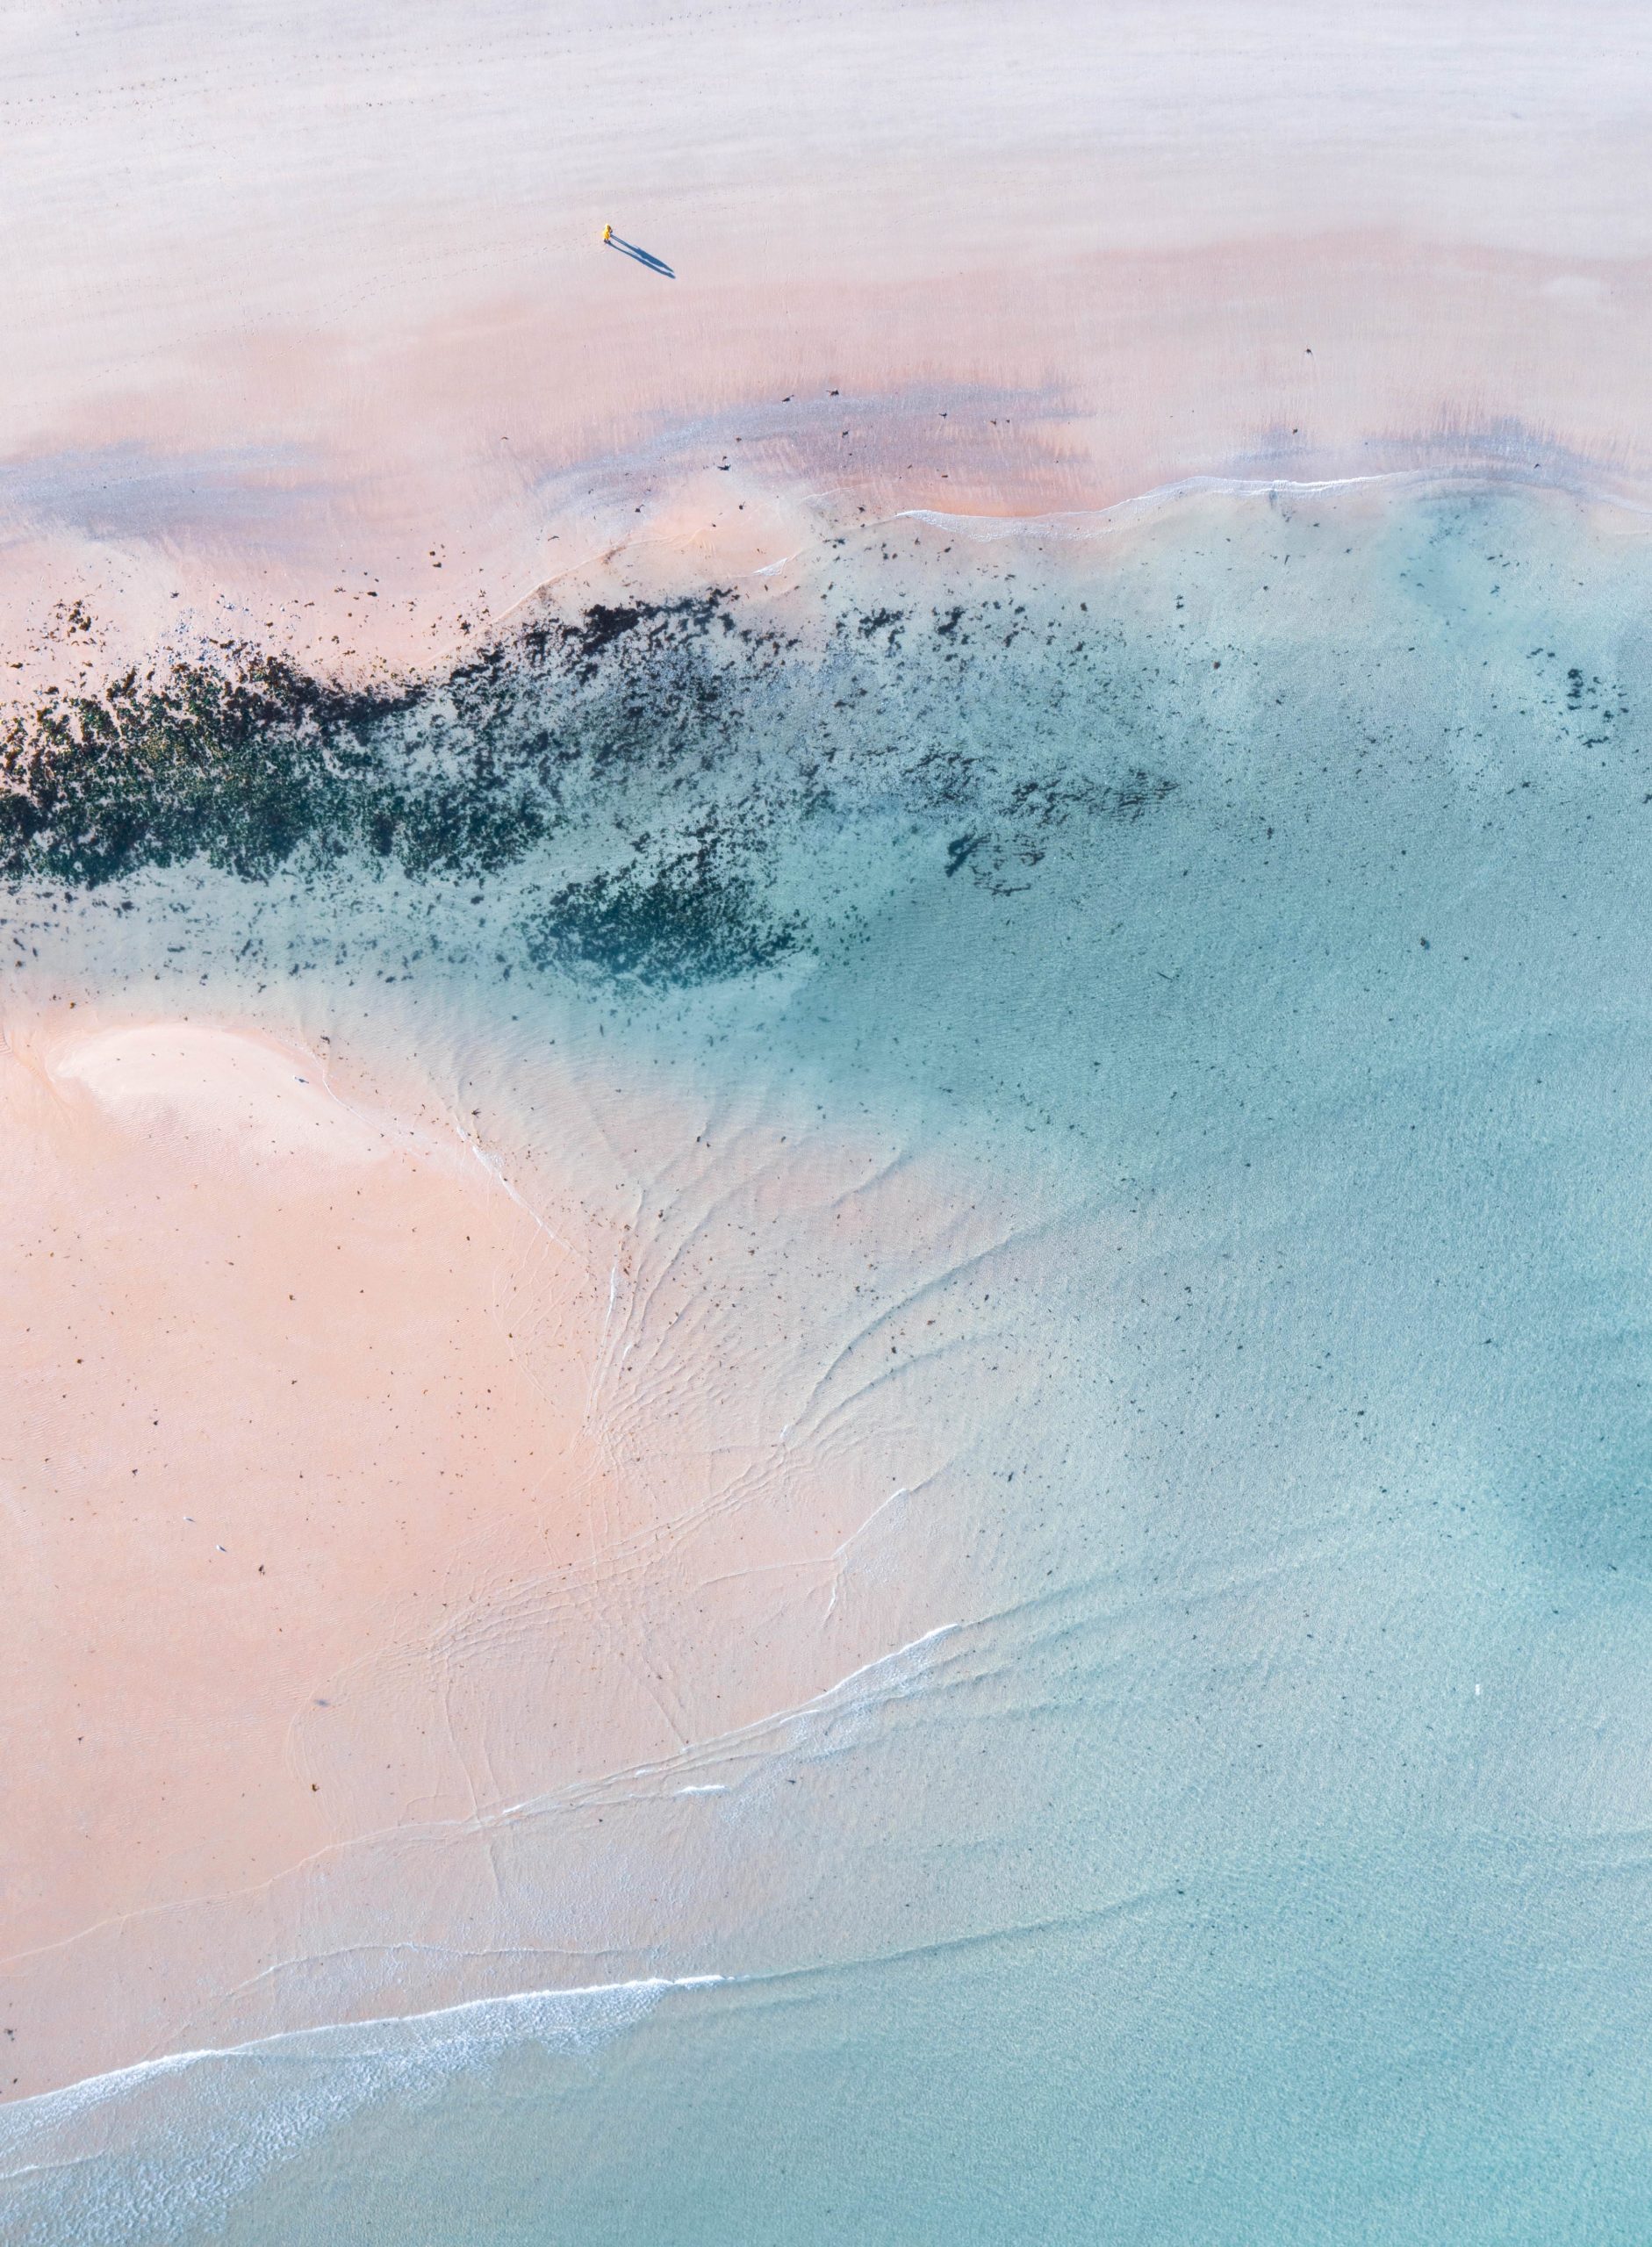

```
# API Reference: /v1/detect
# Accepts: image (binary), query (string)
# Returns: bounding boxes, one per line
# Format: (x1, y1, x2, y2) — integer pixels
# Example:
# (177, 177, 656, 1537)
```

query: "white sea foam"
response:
(887, 458, 1652, 547)
(0, 1975, 718, 2246)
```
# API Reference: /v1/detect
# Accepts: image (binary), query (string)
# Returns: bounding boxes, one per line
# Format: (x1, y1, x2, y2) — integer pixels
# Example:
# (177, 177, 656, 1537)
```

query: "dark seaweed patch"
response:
(523, 850, 800, 987)
(0, 576, 1181, 987)
(0, 657, 410, 886)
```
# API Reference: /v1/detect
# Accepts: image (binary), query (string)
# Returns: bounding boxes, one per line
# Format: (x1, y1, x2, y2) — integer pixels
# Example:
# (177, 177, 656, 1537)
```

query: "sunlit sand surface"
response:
(4, 2, 1652, 692)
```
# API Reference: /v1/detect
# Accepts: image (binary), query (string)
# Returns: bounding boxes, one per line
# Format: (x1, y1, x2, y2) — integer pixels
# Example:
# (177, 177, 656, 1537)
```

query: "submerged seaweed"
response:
(523, 853, 801, 988)
(0, 580, 1177, 986)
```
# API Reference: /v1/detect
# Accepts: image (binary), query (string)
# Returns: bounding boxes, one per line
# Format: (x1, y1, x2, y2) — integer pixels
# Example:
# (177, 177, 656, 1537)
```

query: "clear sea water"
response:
(8, 482, 1652, 2242)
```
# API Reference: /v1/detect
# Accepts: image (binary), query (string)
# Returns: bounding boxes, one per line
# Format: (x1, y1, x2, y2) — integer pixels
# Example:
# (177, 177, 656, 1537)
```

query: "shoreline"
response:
(9, 450, 1652, 731)
(0, 989, 1002, 2100)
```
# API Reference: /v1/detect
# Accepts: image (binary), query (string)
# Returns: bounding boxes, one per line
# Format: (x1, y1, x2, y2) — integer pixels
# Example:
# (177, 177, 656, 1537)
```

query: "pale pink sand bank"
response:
(3, 2, 1651, 689)
(0, 1010, 1010, 2095)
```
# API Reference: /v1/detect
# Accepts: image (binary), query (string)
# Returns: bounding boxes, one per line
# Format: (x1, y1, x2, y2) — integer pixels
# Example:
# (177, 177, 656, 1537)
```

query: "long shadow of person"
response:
(603, 228, 676, 278)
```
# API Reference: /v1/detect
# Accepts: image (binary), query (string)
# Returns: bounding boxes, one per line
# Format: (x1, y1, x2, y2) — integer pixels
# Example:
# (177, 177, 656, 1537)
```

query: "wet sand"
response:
(0, 1004, 1004, 2095)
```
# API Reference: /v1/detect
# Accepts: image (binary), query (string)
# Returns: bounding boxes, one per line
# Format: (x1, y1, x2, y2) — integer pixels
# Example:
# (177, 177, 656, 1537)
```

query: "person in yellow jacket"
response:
(601, 225, 612, 243)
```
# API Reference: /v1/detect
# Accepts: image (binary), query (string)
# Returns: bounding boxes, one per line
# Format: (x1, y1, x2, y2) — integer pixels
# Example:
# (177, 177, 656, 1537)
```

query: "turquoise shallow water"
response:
(8, 484, 1652, 2240)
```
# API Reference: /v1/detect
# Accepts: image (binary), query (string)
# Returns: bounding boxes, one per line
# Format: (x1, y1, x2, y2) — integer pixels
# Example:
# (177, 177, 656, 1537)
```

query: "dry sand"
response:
(3, 2, 1650, 689)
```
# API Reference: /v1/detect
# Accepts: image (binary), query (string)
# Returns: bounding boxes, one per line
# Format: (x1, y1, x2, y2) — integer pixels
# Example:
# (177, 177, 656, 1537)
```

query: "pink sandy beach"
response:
(4, 0, 1652, 2100)
(3, 2, 1651, 691)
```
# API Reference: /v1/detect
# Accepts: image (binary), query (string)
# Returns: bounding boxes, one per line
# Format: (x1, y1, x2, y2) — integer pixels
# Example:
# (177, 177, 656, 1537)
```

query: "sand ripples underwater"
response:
(8, 485, 1652, 2240)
